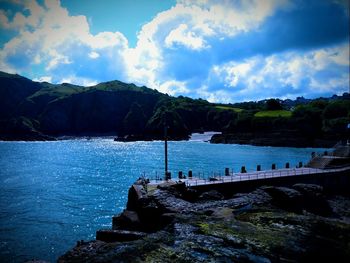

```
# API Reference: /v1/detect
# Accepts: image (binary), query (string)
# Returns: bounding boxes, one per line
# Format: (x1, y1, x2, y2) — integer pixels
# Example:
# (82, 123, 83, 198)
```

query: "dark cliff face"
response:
(38, 90, 160, 135)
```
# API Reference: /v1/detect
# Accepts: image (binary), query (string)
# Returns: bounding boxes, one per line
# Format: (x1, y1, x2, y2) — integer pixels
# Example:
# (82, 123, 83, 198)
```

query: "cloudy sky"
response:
(0, 0, 349, 102)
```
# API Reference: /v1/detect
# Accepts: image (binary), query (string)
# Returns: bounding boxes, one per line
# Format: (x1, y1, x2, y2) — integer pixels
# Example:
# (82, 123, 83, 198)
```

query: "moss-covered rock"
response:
(59, 184, 350, 262)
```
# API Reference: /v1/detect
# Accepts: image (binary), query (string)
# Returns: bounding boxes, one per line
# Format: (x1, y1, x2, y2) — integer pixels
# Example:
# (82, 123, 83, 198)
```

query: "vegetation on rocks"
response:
(59, 180, 350, 263)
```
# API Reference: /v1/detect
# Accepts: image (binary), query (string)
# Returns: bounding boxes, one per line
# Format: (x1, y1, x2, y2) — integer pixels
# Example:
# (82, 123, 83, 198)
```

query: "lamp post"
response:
(164, 111, 171, 181)
(164, 123, 168, 179)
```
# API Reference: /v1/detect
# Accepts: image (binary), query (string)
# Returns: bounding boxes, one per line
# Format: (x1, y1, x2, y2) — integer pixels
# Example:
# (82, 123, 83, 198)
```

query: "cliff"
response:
(59, 177, 350, 262)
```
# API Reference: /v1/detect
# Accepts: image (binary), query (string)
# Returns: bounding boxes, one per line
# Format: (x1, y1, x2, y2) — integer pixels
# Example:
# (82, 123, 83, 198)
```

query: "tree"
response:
(122, 103, 147, 135)
(265, 99, 282, 110)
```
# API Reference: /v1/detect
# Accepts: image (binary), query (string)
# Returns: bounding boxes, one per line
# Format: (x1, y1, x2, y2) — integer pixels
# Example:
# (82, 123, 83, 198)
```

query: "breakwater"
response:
(59, 145, 350, 262)
(59, 165, 350, 262)
(184, 167, 350, 197)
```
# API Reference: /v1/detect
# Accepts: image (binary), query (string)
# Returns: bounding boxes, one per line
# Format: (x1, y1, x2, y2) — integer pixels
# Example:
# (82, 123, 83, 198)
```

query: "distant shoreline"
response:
(210, 133, 338, 148)
(0, 132, 336, 149)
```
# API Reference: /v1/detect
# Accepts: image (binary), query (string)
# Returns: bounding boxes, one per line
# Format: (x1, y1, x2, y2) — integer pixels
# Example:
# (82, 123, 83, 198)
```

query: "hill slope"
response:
(0, 72, 234, 140)
(0, 71, 348, 146)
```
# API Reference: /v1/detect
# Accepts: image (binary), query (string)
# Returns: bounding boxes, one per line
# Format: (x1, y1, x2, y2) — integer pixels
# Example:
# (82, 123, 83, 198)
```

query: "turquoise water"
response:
(0, 139, 327, 262)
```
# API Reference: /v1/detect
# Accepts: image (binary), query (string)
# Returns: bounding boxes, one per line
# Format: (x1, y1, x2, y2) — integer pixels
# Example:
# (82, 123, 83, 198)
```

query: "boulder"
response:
(292, 184, 323, 197)
(292, 184, 332, 216)
(261, 186, 303, 212)
(126, 184, 148, 211)
(96, 229, 146, 243)
(138, 199, 163, 232)
(160, 213, 177, 227)
(112, 210, 141, 230)
(182, 188, 199, 202)
(157, 181, 186, 198)
(198, 190, 225, 201)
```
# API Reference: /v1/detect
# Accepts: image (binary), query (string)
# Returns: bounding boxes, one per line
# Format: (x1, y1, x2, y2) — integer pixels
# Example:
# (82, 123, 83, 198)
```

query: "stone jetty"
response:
(59, 145, 350, 262)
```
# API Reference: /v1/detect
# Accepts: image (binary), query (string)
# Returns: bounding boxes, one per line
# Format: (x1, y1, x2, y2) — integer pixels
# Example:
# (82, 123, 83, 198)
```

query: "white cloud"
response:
(212, 62, 254, 88)
(165, 23, 207, 50)
(0, 0, 348, 103)
(33, 75, 52, 82)
(59, 76, 98, 87)
(0, 10, 11, 29)
(88, 51, 100, 59)
(0, 0, 128, 82)
(159, 80, 189, 95)
(205, 43, 349, 101)
(123, 0, 292, 93)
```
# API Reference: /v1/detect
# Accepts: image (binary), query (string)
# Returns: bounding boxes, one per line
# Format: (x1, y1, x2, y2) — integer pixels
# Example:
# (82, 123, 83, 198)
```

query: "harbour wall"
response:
(188, 169, 350, 197)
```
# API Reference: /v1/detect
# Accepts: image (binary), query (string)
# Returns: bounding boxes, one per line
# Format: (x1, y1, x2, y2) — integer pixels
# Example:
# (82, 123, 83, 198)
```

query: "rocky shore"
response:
(210, 132, 339, 148)
(59, 179, 350, 262)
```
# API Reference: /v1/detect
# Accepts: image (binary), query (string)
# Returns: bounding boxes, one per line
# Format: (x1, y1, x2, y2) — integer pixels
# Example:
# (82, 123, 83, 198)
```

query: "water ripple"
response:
(0, 140, 327, 262)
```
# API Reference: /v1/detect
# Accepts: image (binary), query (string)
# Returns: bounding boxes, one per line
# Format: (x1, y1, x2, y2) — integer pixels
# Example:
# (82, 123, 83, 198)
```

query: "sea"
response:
(0, 134, 328, 262)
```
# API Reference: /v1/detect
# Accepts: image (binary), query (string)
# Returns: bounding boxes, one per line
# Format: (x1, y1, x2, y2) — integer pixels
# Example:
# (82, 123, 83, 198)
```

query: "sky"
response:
(0, 0, 349, 103)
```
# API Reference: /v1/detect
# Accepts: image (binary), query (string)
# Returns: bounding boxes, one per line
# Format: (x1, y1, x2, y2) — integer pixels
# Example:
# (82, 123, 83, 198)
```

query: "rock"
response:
(112, 210, 141, 230)
(138, 199, 163, 232)
(292, 184, 332, 216)
(157, 181, 186, 198)
(261, 186, 303, 212)
(61, 181, 350, 263)
(198, 190, 224, 201)
(152, 189, 192, 213)
(182, 188, 199, 202)
(96, 229, 146, 243)
(25, 261, 50, 263)
(160, 213, 177, 227)
(126, 184, 147, 211)
(292, 183, 323, 197)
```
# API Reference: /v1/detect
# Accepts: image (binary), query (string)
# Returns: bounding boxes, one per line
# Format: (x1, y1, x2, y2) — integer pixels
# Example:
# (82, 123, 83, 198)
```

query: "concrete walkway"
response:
(184, 166, 350, 187)
(148, 166, 350, 187)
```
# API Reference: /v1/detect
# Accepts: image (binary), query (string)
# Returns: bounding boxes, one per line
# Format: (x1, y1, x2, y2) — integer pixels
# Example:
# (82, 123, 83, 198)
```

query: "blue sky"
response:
(0, 0, 349, 102)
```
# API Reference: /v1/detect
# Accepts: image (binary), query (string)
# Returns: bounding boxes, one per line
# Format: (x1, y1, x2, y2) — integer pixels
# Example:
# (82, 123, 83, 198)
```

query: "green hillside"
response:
(0, 71, 349, 145)
(0, 71, 234, 140)
(254, 110, 292, 118)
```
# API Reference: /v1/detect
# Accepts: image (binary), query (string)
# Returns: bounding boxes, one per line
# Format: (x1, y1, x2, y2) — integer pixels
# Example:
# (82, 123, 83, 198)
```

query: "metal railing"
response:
(181, 166, 350, 187)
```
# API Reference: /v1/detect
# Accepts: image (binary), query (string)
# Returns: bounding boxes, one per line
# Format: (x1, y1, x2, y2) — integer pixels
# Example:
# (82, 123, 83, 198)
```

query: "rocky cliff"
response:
(59, 179, 350, 262)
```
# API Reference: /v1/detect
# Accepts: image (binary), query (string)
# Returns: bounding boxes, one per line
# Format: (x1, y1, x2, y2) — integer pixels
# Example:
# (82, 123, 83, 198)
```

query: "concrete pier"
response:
(183, 166, 350, 195)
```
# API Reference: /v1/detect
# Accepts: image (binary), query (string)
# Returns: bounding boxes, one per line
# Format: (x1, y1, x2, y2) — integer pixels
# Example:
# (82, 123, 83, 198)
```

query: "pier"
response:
(183, 166, 350, 187)
(145, 166, 350, 196)
(147, 142, 350, 194)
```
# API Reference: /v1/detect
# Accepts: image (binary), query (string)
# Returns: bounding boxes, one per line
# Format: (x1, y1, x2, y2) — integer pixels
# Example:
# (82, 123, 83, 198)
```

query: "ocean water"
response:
(0, 138, 327, 262)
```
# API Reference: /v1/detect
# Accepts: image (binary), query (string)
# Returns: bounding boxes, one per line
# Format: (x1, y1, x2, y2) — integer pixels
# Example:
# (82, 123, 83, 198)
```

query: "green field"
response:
(215, 106, 243, 112)
(254, 110, 292, 118)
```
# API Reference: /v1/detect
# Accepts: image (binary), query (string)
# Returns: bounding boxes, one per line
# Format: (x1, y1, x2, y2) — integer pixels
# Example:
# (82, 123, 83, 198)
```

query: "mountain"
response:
(0, 71, 349, 146)
(0, 72, 235, 141)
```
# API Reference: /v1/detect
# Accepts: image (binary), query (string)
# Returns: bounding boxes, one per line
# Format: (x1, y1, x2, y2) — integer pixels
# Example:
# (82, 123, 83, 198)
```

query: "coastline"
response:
(59, 168, 350, 262)
(0, 131, 338, 148)
(59, 144, 350, 262)
(210, 133, 340, 148)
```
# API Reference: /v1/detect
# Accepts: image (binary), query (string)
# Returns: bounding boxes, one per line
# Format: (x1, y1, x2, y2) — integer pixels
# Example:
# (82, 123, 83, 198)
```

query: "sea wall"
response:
(189, 169, 350, 197)
(59, 168, 350, 262)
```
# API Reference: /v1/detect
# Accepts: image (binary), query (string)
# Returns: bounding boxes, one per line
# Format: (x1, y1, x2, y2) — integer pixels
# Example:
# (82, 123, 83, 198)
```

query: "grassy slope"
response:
(28, 80, 159, 101)
(215, 106, 243, 112)
(254, 110, 292, 118)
